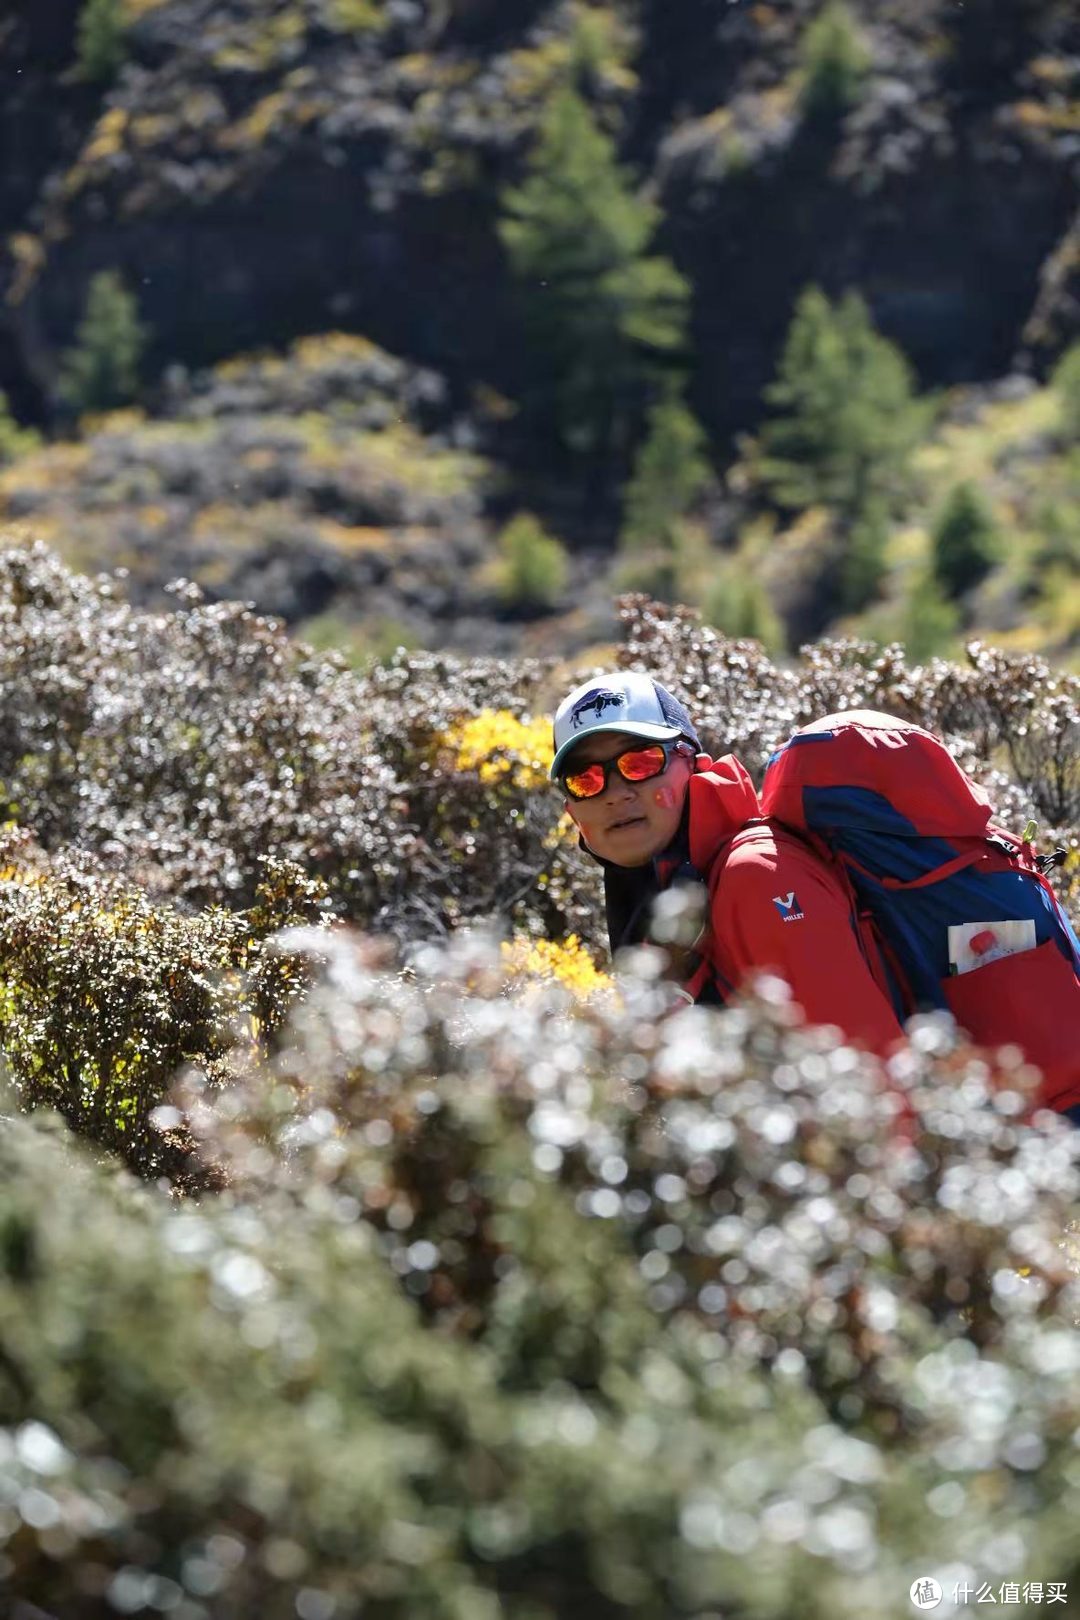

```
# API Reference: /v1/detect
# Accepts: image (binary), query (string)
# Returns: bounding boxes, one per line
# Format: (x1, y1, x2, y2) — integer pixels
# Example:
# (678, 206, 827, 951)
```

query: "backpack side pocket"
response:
(942, 938, 1080, 1111)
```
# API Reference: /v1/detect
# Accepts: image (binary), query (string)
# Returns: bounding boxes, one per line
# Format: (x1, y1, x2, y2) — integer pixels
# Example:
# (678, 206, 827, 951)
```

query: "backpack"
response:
(757, 709, 1080, 1116)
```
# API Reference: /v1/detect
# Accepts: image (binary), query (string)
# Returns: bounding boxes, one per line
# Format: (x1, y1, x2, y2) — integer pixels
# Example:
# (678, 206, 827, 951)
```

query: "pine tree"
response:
(500, 87, 689, 462)
(75, 0, 128, 83)
(840, 498, 889, 613)
(799, 1, 871, 120)
(620, 385, 711, 555)
(58, 271, 147, 414)
(931, 481, 999, 600)
(760, 287, 927, 522)
(494, 513, 569, 611)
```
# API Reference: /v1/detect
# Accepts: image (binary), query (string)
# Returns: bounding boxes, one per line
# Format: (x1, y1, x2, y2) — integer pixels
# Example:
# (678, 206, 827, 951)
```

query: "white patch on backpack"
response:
(773, 891, 805, 922)
(948, 919, 1037, 975)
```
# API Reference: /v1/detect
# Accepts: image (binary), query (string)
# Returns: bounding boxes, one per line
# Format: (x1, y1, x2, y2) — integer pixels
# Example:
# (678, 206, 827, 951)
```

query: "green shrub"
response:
(58, 270, 147, 413)
(74, 0, 128, 82)
(798, 0, 871, 119)
(1, 543, 1078, 975)
(621, 386, 711, 553)
(616, 516, 711, 603)
(0, 828, 321, 1181)
(1051, 341, 1080, 443)
(500, 86, 689, 461)
(1033, 495, 1080, 571)
(494, 511, 570, 610)
(899, 566, 961, 663)
(616, 389, 713, 603)
(0, 391, 39, 463)
(760, 287, 930, 524)
(931, 480, 1000, 600)
(702, 565, 785, 652)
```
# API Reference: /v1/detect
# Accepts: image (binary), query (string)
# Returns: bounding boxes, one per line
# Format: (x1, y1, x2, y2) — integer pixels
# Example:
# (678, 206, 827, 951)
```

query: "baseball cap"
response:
(550, 672, 701, 782)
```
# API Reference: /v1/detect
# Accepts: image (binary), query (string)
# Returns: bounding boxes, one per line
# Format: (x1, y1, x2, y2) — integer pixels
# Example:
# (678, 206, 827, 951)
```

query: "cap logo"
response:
(570, 687, 628, 730)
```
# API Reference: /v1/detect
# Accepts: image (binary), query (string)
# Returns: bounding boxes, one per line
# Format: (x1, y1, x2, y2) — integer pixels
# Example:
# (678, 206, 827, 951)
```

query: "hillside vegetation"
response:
(0, 546, 1079, 1615)
(0, 0, 1078, 662)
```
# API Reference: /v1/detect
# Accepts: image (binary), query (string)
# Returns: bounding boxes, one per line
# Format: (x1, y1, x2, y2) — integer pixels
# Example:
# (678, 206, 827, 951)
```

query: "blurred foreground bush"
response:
(3, 935, 1080, 1618)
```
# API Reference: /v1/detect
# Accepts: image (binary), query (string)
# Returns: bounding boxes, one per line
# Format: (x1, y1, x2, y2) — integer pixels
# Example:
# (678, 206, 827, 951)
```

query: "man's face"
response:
(562, 731, 694, 867)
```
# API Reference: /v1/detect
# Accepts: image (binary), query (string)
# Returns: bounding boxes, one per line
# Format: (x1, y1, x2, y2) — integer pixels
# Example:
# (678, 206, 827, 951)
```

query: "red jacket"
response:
(680, 755, 905, 1056)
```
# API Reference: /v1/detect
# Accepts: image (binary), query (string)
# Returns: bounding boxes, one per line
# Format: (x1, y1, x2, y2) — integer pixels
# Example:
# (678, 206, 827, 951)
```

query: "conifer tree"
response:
(58, 271, 147, 414)
(760, 287, 927, 522)
(931, 481, 999, 600)
(616, 384, 711, 600)
(500, 87, 689, 462)
(620, 385, 711, 555)
(75, 0, 128, 83)
(799, 1, 871, 120)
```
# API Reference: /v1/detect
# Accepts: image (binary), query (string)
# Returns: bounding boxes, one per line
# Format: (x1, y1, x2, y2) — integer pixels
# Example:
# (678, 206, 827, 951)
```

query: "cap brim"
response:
(549, 722, 684, 782)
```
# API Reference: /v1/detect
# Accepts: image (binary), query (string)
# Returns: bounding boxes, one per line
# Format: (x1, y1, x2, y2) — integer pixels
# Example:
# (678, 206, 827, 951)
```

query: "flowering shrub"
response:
(5, 935, 1080, 1617)
(501, 931, 613, 996)
(439, 709, 554, 791)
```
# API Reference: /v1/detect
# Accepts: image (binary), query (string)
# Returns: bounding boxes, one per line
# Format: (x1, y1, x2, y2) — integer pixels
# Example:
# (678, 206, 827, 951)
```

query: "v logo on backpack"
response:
(759, 709, 1080, 1116)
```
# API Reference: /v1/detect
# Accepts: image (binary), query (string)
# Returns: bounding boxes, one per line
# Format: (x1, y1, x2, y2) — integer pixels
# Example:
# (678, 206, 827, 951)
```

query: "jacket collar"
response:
(684, 754, 762, 872)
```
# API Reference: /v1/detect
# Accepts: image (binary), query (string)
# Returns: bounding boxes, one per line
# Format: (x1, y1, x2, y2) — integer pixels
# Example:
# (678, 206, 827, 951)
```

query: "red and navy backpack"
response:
(759, 709, 1080, 1119)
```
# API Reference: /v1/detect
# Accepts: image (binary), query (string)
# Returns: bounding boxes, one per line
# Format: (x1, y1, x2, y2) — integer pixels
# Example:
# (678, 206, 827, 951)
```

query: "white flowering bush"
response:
(4, 933, 1080, 1617)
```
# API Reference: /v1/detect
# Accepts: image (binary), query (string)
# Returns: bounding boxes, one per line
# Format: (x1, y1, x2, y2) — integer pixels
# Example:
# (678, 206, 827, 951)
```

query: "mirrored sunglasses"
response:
(561, 740, 691, 801)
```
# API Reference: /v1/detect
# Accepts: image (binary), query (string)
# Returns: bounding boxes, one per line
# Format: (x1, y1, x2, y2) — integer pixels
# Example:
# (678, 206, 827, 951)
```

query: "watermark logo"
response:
(910, 1578, 1067, 1607)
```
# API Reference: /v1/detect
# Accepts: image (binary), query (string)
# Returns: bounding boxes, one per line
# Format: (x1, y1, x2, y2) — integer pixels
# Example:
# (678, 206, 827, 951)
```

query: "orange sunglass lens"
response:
(564, 763, 606, 798)
(619, 746, 665, 779)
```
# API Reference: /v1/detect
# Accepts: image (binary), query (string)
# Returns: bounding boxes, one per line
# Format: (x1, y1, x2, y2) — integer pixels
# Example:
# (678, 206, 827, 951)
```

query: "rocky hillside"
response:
(1, 0, 1078, 660)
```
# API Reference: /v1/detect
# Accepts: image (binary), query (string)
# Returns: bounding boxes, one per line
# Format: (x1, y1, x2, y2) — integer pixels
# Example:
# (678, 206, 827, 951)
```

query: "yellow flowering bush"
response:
(440, 707, 553, 789)
(501, 932, 612, 997)
(421, 708, 581, 934)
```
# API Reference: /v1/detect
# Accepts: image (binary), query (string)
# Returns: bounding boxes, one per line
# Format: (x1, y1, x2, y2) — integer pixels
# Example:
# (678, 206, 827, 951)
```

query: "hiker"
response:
(550, 671, 906, 1057)
(550, 672, 1080, 1119)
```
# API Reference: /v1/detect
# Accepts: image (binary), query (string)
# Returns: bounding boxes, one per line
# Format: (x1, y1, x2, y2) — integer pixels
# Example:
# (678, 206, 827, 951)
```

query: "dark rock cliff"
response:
(5, 0, 1079, 436)
(0, 0, 1078, 654)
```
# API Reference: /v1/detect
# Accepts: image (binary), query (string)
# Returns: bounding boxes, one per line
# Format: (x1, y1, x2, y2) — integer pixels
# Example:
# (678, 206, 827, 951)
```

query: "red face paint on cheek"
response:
(652, 785, 681, 809)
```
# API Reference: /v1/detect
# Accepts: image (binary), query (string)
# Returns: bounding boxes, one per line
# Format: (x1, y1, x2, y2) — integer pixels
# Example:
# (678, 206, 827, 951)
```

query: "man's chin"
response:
(597, 820, 658, 865)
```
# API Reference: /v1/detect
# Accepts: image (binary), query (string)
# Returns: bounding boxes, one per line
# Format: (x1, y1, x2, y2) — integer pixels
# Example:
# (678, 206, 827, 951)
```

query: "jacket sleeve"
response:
(709, 834, 905, 1056)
